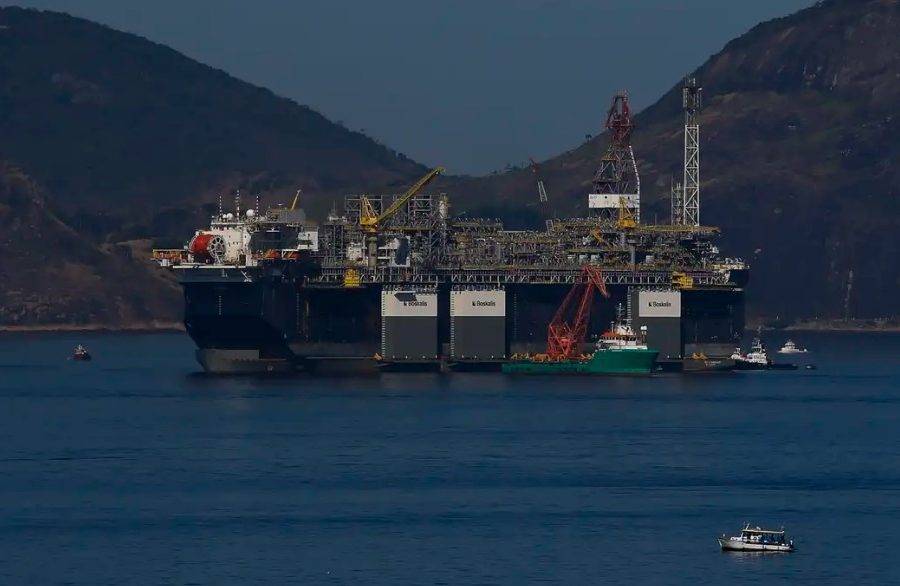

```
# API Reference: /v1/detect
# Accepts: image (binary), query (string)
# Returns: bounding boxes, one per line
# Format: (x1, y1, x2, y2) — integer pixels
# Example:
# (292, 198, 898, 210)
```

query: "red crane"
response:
(605, 92, 634, 146)
(546, 266, 610, 360)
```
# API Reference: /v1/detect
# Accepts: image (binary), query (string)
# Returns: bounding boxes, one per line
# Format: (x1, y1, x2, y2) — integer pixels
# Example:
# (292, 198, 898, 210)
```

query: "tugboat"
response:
(731, 339, 798, 371)
(502, 268, 659, 375)
(502, 321, 658, 375)
(71, 344, 92, 362)
(778, 340, 809, 354)
(718, 523, 795, 552)
(730, 338, 770, 370)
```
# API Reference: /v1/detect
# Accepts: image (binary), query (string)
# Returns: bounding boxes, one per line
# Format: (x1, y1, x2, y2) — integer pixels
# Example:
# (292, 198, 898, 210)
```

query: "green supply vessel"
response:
(502, 347, 658, 375)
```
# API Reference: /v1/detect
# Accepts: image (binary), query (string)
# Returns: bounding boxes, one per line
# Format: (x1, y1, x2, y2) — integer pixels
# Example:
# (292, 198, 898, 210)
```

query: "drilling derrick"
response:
(590, 92, 640, 222)
(681, 78, 701, 226)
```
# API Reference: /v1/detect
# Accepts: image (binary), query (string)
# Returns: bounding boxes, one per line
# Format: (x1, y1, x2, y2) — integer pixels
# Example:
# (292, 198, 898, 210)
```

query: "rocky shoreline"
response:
(0, 321, 184, 333)
(749, 318, 900, 333)
(782, 322, 900, 333)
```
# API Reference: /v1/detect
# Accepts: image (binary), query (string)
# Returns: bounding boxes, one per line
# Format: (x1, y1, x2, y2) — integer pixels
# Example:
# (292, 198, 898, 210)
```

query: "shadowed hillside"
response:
(0, 7, 424, 327)
(0, 162, 181, 328)
(0, 7, 424, 237)
(0, 1, 896, 327)
(450, 0, 899, 320)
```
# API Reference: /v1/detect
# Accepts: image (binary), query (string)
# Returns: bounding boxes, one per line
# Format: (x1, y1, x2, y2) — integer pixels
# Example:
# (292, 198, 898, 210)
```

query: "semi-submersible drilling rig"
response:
(154, 80, 748, 373)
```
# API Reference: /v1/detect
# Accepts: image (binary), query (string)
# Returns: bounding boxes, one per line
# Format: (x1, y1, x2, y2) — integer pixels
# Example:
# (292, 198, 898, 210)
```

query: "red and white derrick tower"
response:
(589, 92, 641, 222)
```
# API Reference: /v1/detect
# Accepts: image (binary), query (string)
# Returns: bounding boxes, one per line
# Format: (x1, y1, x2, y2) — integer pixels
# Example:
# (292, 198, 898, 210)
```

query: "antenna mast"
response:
(682, 78, 701, 226)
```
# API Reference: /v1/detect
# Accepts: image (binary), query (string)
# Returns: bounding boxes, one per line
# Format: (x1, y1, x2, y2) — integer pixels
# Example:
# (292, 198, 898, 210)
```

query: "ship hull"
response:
(179, 263, 307, 373)
(502, 349, 658, 375)
(178, 266, 742, 374)
(718, 538, 794, 552)
(195, 349, 295, 374)
(682, 356, 735, 373)
(732, 361, 765, 371)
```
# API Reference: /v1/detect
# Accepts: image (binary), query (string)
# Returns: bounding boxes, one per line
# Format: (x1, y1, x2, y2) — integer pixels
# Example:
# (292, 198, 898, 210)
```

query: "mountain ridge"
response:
(451, 0, 899, 319)
(0, 1, 897, 326)
(0, 7, 424, 221)
(0, 161, 182, 327)
(0, 5, 426, 327)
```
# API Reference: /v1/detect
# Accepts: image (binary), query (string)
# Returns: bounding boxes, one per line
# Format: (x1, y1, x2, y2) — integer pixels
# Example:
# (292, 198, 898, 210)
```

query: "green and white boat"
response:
(502, 322, 658, 375)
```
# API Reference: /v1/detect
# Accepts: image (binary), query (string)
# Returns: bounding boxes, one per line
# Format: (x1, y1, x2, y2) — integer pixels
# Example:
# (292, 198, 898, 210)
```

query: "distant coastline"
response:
(0, 321, 184, 333)
(783, 324, 900, 333)
(766, 318, 900, 333)
(3, 319, 899, 334)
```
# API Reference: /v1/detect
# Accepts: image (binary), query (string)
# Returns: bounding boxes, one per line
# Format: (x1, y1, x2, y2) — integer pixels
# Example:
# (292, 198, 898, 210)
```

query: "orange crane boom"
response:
(546, 266, 609, 359)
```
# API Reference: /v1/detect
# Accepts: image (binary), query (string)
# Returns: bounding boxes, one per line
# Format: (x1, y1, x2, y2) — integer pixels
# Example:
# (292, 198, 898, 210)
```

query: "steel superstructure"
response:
(154, 81, 748, 373)
(681, 78, 702, 227)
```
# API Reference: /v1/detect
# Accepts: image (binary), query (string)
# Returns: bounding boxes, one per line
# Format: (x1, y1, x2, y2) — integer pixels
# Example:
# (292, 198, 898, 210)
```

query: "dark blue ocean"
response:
(0, 332, 897, 584)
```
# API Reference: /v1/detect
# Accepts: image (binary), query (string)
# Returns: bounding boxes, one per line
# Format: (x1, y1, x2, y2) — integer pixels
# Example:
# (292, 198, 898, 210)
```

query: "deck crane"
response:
(617, 196, 637, 229)
(546, 265, 609, 359)
(360, 166, 445, 233)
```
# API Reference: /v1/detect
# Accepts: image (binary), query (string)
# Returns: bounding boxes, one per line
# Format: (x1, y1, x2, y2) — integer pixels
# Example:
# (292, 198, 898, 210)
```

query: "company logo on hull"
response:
(638, 291, 681, 317)
(451, 290, 506, 317)
(384, 291, 438, 316)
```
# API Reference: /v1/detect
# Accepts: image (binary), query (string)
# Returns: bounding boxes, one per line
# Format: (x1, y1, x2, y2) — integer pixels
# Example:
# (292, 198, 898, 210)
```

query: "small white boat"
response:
(718, 523, 795, 552)
(778, 340, 809, 354)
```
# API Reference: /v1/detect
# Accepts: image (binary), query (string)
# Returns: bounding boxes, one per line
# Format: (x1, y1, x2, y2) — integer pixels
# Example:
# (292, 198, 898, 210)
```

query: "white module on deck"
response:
(588, 193, 639, 209)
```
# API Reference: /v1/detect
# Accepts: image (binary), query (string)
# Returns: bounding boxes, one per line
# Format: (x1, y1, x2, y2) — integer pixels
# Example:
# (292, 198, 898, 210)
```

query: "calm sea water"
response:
(0, 331, 897, 584)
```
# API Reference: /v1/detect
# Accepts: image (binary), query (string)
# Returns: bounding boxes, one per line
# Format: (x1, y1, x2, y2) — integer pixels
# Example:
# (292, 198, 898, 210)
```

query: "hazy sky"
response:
(10, 0, 814, 174)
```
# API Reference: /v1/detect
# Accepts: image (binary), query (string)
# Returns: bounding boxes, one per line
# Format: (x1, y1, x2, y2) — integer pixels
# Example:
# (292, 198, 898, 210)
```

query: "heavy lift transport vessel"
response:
(153, 82, 748, 374)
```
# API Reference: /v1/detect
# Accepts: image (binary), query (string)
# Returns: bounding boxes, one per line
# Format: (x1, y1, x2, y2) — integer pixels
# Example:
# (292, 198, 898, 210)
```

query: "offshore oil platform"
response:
(154, 80, 748, 374)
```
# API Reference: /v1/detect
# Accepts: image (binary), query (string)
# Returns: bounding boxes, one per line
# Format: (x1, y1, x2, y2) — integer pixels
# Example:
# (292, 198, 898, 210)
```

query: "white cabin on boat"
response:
(718, 524, 794, 552)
